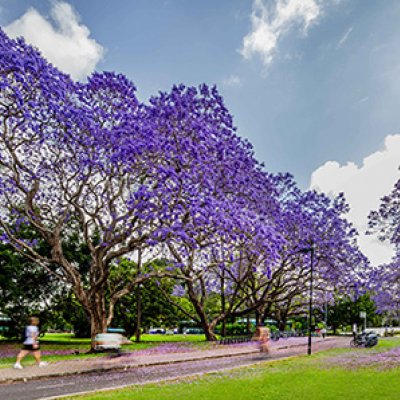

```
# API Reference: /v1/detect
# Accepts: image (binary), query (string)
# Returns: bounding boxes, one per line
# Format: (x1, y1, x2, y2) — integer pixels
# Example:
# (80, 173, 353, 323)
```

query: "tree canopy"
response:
(368, 175, 400, 313)
(0, 28, 371, 342)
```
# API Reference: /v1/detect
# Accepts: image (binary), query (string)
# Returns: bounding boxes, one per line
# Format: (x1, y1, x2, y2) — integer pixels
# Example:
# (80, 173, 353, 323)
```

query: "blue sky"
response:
(1, 0, 399, 264)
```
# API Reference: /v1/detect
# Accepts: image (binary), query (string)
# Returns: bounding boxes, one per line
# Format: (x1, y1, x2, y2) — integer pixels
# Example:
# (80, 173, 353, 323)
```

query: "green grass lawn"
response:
(138, 333, 207, 342)
(64, 338, 400, 400)
(40, 332, 208, 343)
(39, 333, 92, 343)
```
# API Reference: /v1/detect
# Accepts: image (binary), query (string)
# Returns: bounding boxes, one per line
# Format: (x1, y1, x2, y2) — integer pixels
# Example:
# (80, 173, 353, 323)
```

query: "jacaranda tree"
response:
(143, 84, 283, 340)
(163, 173, 368, 336)
(368, 174, 400, 313)
(0, 29, 280, 344)
(234, 178, 369, 327)
(0, 28, 371, 344)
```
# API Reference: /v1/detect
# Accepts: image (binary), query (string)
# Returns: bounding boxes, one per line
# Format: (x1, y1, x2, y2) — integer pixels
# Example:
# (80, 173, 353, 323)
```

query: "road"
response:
(0, 338, 348, 400)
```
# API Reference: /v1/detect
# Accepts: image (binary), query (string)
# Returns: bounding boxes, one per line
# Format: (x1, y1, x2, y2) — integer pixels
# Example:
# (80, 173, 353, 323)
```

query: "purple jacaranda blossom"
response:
(160, 173, 368, 337)
(0, 29, 281, 343)
(0, 27, 370, 345)
(325, 346, 400, 370)
(367, 176, 400, 312)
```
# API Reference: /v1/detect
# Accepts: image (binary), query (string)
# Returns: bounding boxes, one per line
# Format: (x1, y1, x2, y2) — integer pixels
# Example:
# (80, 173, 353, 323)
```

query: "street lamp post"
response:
(307, 245, 314, 355)
(298, 244, 315, 355)
(135, 248, 142, 343)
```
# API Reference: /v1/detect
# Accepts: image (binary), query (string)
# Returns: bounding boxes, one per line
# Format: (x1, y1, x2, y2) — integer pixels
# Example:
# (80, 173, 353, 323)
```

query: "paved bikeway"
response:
(0, 337, 347, 384)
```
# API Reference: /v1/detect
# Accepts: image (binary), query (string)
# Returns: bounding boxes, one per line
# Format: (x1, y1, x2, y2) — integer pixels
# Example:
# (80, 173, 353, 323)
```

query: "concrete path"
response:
(0, 337, 347, 384)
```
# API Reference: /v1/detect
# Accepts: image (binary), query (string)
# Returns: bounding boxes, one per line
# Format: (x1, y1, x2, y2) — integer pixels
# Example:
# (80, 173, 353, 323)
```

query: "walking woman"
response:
(14, 317, 47, 369)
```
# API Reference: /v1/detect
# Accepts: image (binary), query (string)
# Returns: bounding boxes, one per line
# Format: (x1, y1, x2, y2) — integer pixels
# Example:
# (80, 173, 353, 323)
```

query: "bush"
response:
(266, 324, 278, 332)
(215, 322, 251, 336)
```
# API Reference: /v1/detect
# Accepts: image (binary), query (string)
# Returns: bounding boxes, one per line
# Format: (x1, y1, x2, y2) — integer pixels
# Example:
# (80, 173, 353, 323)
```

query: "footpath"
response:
(0, 337, 343, 384)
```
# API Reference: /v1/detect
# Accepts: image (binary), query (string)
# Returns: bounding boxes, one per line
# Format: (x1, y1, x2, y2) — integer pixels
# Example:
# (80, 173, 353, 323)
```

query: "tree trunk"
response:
(88, 292, 107, 351)
(221, 270, 226, 337)
(255, 310, 263, 326)
(278, 319, 286, 331)
(135, 283, 142, 342)
(203, 324, 218, 341)
(221, 318, 226, 337)
(196, 312, 218, 341)
(186, 281, 218, 341)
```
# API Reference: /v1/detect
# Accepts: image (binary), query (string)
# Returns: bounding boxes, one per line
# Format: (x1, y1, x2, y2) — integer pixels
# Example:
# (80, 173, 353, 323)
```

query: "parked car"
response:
(149, 328, 166, 334)
(183, 327, 204, 334)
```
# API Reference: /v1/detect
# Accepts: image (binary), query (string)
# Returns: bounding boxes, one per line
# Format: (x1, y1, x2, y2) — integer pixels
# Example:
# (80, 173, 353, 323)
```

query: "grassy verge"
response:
(39, 333, 91, 343)
(64, 338, 400, 400)
(39, 333, 208, 343)
(138, 334, 208, 342)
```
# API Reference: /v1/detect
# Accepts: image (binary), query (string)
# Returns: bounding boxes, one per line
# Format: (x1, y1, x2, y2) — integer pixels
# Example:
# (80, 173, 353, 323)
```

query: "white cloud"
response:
(310, 134, 400, 266)
(240, 0, 321, 67)
(337, 26, 353, 48)
(4, 1, 104, 81)
(222, 75, 242, 87)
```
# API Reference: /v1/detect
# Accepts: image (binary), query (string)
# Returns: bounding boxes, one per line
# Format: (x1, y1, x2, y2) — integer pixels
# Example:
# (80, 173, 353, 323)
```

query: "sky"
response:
(0, 0, 399, 265)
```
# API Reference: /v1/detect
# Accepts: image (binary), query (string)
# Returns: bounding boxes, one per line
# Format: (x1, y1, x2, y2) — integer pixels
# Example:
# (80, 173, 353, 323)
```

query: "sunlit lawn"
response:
(138, 333, 208, 342)
(64, 338, 400, 400)
(41, 332, 208, 343)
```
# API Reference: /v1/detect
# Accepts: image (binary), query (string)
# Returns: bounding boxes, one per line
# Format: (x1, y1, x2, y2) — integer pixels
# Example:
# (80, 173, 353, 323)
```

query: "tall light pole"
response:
(298, 244, 315, 355)
(135, 248, 142, 343)
(307, 245, 315, 355)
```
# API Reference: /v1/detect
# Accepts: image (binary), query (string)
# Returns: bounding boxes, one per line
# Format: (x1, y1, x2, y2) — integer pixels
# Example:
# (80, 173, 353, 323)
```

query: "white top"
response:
(23, 325, 39, 345)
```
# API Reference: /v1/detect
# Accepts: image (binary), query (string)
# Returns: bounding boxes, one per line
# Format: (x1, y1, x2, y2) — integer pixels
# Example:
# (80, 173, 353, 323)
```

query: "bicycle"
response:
(350, 331, 378, 348)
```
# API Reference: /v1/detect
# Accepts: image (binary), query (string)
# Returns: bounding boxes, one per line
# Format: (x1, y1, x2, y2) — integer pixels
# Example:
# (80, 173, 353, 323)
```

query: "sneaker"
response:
(38, 362, 48, 367)
(13, 363, 23, 369)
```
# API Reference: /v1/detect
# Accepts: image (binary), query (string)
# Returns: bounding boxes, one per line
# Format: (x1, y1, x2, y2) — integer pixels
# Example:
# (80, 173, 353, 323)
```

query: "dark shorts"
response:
(23, 344, 40, 351)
